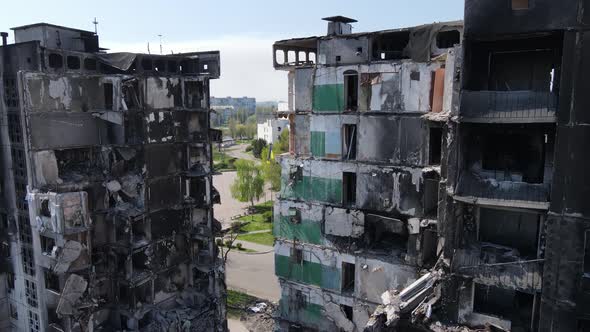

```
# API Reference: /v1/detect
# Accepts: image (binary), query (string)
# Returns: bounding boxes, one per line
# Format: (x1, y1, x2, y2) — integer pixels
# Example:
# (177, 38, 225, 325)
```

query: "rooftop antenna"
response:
(147, 42, 151, 54)
(92, 17, 99, 34)
(158, 34, 163, 55)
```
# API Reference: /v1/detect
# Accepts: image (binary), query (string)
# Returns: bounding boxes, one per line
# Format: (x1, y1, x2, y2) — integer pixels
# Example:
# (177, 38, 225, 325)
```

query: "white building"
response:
(257, 118, 289, 144)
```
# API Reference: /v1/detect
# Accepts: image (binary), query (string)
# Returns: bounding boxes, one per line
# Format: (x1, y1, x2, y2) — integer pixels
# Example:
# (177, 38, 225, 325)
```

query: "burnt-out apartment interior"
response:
(361, 0, 590, 331)
(0, 24, 226, 331)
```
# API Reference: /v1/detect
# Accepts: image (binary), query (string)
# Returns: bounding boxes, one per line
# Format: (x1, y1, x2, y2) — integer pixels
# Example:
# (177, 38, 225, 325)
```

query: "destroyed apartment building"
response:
(273, 3, 590, 331)
(272, 16, 463, 331)
(0, 24, 227, 331)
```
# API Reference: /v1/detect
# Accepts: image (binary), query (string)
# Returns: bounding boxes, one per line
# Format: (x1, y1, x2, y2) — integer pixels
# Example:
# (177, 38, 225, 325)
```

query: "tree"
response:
(228, 118, 238, 139)
(275, 128, 290, 154)
(261, 146, 282, 192)
(250, 138, 267, 158)
(230, 159, 264, 207)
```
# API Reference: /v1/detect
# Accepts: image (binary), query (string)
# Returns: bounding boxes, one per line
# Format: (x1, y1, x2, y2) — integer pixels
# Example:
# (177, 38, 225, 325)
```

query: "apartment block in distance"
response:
(0, 23, 226, 331)
(272, 16, 463, 331)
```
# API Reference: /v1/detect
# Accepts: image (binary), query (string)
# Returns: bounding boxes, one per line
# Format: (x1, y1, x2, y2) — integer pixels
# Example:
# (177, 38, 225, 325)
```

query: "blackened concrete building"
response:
(272, 16, 463, 331)
(441, 1, 590, 331)
(366, 1, 590, 331)
(0, 23, 227, 331)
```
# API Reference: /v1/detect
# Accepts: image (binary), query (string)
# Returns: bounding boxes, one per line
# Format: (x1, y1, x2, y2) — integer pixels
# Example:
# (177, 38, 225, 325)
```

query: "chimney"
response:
(322, 16, 357, 36)
(1, 32, 8, 46)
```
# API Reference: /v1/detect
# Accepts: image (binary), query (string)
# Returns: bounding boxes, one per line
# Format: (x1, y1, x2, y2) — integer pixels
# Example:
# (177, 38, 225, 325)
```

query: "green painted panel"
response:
(275, 254, 323, 287)
(275, 254, 340, 290)
(275, 217, 322, 245)
(281, 176, 342, 204)
(279, 296, 324, 327)
(313, 84, 344, 112)
(310, 131, 326, 157)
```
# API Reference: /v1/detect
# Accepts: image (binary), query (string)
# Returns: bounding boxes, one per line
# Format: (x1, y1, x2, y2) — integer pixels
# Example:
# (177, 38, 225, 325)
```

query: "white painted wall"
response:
(257, 118, 289, 144)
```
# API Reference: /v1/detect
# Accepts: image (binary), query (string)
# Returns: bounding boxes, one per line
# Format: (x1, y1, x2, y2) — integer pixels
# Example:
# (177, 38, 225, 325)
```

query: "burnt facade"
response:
(272, 17, 463, 331)
(366, 1, 590, 331)
(441, 1, 590, 331)
(0, 23, 226, 331)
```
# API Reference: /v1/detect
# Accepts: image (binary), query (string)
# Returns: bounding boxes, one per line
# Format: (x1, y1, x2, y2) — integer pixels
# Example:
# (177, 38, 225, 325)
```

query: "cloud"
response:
(102, 36, 287, 101)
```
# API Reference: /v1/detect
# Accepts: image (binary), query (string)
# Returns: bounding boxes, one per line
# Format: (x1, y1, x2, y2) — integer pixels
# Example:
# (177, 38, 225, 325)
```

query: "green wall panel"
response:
(275, 217, 323, 245)
(275, 254, 340, 291)
(313, 84, 344, 112)
(279, 296, 324, 328)
(281, 175, 342, 204)
(310, 131, 326, 157)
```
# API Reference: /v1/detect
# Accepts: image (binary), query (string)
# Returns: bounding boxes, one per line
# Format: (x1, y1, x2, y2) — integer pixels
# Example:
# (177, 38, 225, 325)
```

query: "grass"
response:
(213, 149, 238, 171)
(237, 231, 275, 246)
(237, 200, 274, 232)
(227, 289, 257, 318)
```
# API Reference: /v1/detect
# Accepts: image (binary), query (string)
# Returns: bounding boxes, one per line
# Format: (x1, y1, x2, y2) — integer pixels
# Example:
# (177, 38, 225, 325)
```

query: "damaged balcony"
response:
(273, 37, 318, 70)
(455, 123, 555, 209)
(460, 33, 562, 123)
(452, 206, 544, 293)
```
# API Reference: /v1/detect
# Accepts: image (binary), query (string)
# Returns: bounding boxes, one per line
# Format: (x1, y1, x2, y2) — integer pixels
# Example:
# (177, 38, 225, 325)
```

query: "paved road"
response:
(224, 143, 258, 162)
(213, 171, 273, 229)
(225, 241, 281, 303)
(228, 318, 248, 332)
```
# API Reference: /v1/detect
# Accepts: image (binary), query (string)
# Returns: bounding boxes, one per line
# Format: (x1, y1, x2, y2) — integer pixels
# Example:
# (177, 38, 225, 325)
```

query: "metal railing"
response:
(460, 90, 557, 122)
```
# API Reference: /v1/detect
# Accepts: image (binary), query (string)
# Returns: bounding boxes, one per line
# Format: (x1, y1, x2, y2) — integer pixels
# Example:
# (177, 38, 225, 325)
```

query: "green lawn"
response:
(227, 289, 257, 318)
(237, 231, 275, 246)
(237, 200, 274, 232)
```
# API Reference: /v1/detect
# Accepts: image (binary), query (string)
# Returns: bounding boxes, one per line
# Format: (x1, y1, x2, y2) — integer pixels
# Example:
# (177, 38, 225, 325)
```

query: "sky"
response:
(0, 0, 464, 101)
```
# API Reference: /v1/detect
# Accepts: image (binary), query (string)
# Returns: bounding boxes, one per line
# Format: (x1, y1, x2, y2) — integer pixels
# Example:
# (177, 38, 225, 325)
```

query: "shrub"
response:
(235, 243, 243, 250)
(231, 221, 242, 232)
(262, 210, 273, 223)
(216, 238, 223, 247)
(224, 240, 233, 248)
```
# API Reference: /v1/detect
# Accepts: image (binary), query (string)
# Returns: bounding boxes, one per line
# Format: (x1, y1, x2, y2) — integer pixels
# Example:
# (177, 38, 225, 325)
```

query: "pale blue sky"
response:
(1, 0, 464, 101)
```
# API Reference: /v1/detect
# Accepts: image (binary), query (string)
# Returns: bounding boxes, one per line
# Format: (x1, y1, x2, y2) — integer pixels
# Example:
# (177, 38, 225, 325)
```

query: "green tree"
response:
(250, 138, 267, 158)
(261, 146, 282, 191)
(275, 128, 290, 154)
(230, 160, 265, 207)
(228, 118, 238, 139)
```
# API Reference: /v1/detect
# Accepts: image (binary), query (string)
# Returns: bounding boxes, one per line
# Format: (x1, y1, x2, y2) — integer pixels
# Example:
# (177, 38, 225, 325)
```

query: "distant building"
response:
(257, 118, 289, 144)
(277, 102, 289, 113)
(210, 96, 256, 114)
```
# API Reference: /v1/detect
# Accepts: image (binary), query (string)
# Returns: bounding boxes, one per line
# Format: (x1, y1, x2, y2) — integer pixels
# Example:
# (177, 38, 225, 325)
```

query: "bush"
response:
(235, 243, 243, 250)
(216, 238, 223, 247)
(250, 139, 267, 158)
(262, 210, 273, 223)
(231, 221, 242, 232)
(245, 145, 253, 152)
(224, 240, 233, 248)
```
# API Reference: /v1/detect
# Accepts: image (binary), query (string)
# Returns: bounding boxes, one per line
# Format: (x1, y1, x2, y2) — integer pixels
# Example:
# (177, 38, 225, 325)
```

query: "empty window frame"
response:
(66, 56, 81, 70)
(343, 172, 357, 206)
(341, 304, 353, 321)
(343, 124, 357, 160)
(344, 70, 359, 111)
(288, 208, 301, 224)
(341, 262, 355, 293)
(25, 279, 38, 307)
(429, 127, 443, 165)
(141, 58, 153, 71)
(291, 248, 303, 265)
(40, 235, 56, 255)
(372, 31, 410, 60)
(512, 0, 529, 10)
(45, 269, 60, 293)
(154, 59, 166, 72)
(104, 82, 114, 110)
(48, 53, 63, 69)
(84, 58, 97, 70)
(473, 283, 534, 329)
(436, 30, 461, 49)
(9, 303, 17, 319)
(479, 208, 540, 259)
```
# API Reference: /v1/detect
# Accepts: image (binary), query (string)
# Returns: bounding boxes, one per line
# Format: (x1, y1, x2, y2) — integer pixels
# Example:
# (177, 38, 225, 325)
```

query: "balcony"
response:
(460, 90, 557, 123)
(455, 171, 550, 209)
(453, 245, 543, 293)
